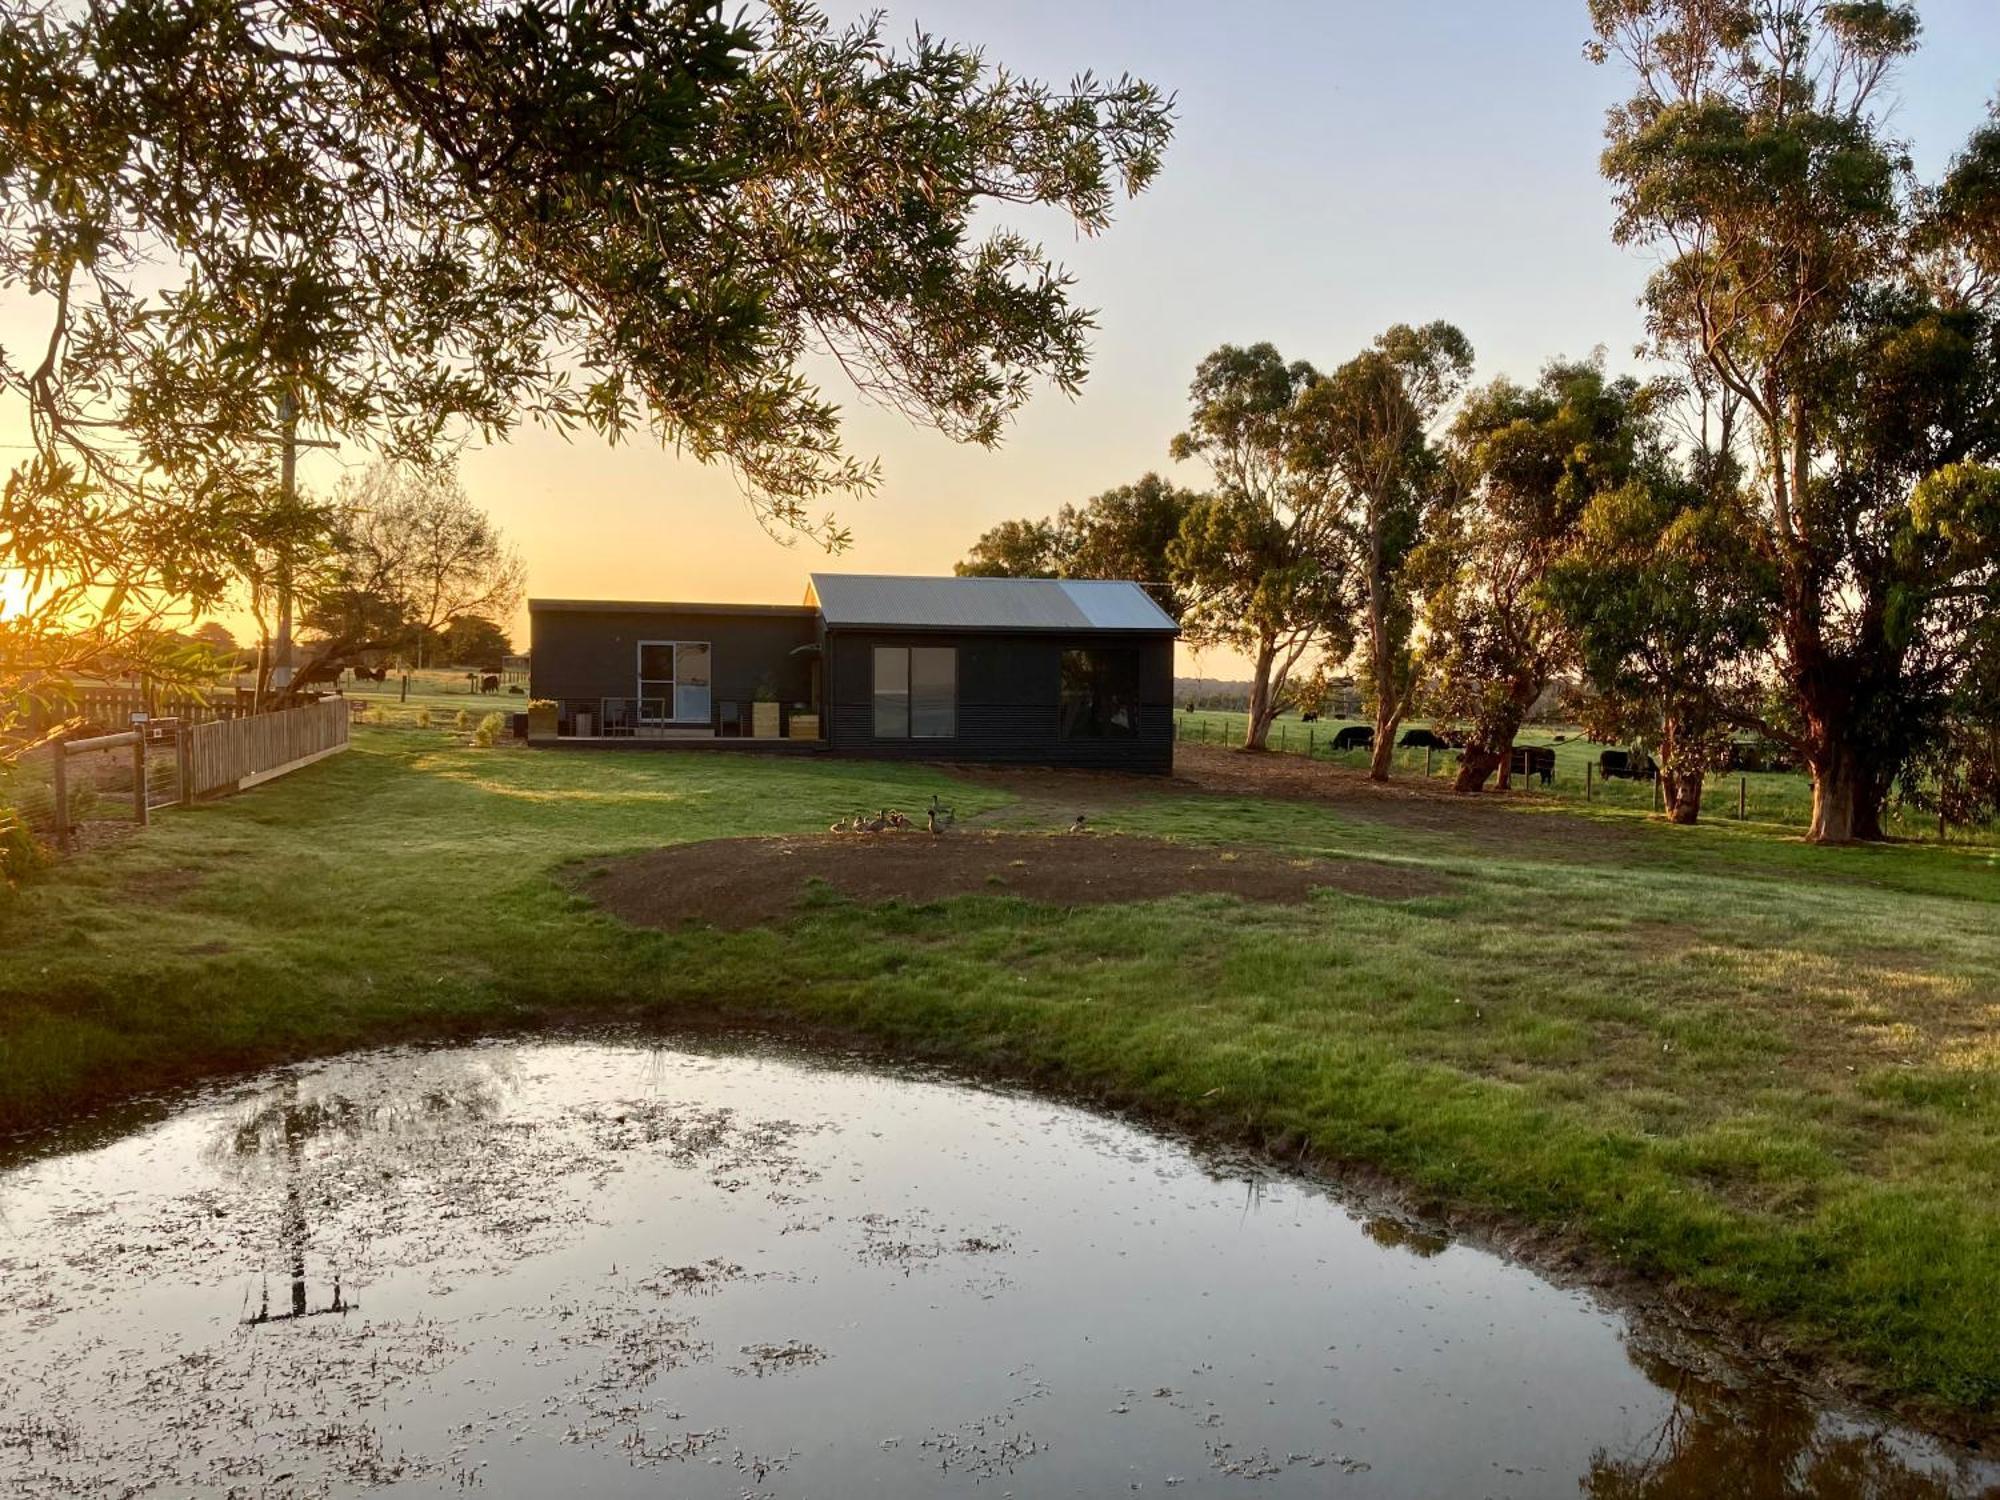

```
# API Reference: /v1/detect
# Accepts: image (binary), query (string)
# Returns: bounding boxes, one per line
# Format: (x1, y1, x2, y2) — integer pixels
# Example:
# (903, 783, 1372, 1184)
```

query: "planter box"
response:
(752, 701, 782, 738)
(788, 713, 820, 741)
(527, 704, 558, 740)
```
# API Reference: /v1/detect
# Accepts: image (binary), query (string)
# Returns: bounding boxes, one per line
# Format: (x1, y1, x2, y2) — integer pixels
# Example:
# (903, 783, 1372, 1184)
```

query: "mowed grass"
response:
(2, 729, 1998, 1426)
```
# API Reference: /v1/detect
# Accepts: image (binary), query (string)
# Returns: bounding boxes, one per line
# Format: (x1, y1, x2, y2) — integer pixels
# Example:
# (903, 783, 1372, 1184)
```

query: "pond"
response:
(1, 1033, 1992, 1498)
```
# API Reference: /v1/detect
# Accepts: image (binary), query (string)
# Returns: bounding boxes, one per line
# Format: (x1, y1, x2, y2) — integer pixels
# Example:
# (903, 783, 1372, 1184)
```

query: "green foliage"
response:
(1169, 344, 1357, 747)
(1421, 359, 1656, 784)
(1590, 0, 2000, 840)
(473, 712, 504, 748)
(1544, 423, 1774, 820)
(957, 473, 1198, 616)
(0, 798, 44, 896)
(1297, 322, 1474, 763)
(436, 615, 513, 667)
(0, 0, 1173, 715)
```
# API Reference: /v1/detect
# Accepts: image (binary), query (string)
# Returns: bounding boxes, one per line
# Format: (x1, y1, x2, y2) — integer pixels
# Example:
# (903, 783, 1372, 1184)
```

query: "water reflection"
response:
(208, 1056, 509, 1325)
(1588, 1356, 1993, 1498)
(0, 1034, 1990, 1499)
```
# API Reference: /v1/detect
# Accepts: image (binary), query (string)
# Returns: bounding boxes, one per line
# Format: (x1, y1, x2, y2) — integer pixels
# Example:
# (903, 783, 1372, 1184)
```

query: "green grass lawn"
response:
(3, 727, 1998, 1428)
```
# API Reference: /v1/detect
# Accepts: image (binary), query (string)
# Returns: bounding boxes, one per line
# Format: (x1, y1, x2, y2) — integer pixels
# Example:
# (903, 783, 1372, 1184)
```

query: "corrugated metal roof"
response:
(807, 574, 1176, 633)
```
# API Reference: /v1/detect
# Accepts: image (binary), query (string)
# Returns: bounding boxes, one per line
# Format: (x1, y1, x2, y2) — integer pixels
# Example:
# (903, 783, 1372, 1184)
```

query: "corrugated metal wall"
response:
(823, 631, 1174, 773)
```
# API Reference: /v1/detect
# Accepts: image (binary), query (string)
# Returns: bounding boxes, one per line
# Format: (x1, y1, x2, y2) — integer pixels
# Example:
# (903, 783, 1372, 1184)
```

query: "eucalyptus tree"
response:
(0, 0, 1174, 736)
(1423, 360, 1655, 791)
(1544, 458, 1774, 823)
(1300, 322, 1474, 780)
(1589, 0, 2000, 840)
(1168, 345, 1354, 750)
(957, 473, 1198, 619)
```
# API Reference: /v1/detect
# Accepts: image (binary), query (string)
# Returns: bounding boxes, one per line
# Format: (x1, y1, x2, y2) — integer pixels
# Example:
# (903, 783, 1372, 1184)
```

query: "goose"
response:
(925, 807, 941, 835)
(1068, 813, 1088, 834)
(862, 809, 889, 834)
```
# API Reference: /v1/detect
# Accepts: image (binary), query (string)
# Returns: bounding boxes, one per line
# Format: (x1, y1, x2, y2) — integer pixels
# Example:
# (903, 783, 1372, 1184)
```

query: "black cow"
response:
(1300, 711, 1320, 724)
(1599, 748, 1657, 781)
(1331, 725, 1374, 752)
(480, 673, 501, 694)
(1510, 745, 1556, 786)
(1398, 728, 1453, 750)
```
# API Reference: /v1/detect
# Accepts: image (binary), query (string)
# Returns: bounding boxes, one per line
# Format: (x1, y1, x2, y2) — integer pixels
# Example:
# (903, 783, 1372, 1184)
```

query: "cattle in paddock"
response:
(351, 664, 389, 683)
(1331, 725, 1374, 752)
(1300, 711, 1320, 723)
(1510, 745, 1556, 786)
(480, 674, 501, 694)
(1598, 748, 1657, 781)
(1398, 728, 1454, 750)
(1721, 738, 1798, 775)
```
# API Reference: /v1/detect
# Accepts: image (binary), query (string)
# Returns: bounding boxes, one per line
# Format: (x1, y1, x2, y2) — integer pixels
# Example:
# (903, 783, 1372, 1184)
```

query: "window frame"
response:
(872, 643, 957, 740)
(636, 639, 712, 725)
(1058, 647, 1142, 741)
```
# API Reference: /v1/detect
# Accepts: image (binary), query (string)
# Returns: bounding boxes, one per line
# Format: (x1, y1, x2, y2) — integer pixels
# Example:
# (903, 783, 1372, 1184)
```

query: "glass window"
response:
(674, 642, 711, 686)
(873, 646, 909, 738)
(910, 647, 957, 739)
(638, 643, 676, 681)
(1059, 650, 1141, 739)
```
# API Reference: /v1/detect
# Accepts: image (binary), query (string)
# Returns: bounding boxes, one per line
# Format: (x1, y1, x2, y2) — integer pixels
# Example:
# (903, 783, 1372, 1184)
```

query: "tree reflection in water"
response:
(209, 1056, 509, 1326)
(1587, 1353, 1997, 1499)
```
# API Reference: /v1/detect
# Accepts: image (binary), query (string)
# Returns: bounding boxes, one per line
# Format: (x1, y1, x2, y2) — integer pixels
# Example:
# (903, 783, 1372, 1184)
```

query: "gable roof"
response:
(807, 573, 1177, 634)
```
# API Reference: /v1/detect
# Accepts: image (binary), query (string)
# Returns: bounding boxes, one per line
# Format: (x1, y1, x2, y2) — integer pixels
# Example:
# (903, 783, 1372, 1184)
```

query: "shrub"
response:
(454, 708, 473, 730)
(474, 712, 505, 748)
(0, 803, 47, 896)
(414, 708, 432, 730)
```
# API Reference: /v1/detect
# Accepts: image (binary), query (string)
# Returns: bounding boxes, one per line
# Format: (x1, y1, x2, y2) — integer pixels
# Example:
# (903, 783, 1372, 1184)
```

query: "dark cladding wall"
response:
(530, 607, 818, 706)
(823, 630, 1175, 772)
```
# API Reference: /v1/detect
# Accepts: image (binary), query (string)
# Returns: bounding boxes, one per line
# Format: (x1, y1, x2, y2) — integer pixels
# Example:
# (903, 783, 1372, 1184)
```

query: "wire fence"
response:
(1173, 711, 1997, 846)
(3, 702, 348, 858)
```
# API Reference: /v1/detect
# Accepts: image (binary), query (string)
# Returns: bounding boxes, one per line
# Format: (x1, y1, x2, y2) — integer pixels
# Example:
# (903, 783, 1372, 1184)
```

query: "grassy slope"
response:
(2, 728, 1997, 1424)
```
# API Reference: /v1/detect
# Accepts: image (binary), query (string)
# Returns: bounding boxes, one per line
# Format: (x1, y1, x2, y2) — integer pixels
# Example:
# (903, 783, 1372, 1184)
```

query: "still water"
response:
(1, 1033, 1992, 1498)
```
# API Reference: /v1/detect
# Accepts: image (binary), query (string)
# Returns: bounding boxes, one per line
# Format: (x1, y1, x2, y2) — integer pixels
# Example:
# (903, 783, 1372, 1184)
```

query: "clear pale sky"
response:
(9, 2, 2000, 674)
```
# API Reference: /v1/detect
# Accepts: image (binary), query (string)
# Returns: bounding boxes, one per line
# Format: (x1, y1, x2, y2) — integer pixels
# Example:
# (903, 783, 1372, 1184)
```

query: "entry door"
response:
(637, 641, 711, 725)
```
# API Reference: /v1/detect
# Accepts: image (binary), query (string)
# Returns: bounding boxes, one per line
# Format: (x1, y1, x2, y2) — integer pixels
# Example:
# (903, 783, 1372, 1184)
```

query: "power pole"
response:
(273, 392, 299, 691)
(260, 390, 337, 696)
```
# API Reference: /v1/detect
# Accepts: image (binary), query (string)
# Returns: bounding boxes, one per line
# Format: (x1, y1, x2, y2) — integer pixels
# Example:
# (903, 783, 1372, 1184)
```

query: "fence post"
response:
(178, 721, 195, 808)
(1426, 744, 1433, 778)
(51, 744, 70, 853)
(132, 733, 149, 827)
(1739, 776, 1746, 821)
(1653, 775, 1662, 814)
(1308, 727, 1315, 759)
(1585, 761, 1593, 802)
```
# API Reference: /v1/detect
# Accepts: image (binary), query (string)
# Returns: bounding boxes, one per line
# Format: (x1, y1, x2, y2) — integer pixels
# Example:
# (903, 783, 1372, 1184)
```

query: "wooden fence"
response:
(188, 699, 349, 798)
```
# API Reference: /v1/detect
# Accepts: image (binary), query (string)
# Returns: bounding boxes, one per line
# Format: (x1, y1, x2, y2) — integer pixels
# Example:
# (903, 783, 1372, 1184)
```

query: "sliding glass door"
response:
(637, 641, 712, 727)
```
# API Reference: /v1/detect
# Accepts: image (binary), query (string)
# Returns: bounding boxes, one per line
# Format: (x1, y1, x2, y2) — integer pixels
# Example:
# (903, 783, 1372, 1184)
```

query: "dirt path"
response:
(573, 830, 1449, 932)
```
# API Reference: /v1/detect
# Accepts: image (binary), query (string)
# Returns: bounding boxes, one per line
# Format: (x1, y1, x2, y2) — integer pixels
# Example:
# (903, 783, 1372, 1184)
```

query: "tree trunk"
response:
(1368, 705, 1401, 782)
(1243, 638, 1279, 751)
(1454, 745, 1502, 793)
(1662, 768, 1704, 824)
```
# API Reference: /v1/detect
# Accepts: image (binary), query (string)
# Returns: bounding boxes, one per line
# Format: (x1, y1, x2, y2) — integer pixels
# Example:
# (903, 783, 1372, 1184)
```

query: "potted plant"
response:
(527, 698, 559, 740)
(751, 677, 781, 738)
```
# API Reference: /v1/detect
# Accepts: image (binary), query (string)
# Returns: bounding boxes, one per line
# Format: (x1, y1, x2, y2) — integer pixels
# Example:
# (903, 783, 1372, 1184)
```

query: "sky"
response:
(7, 1, 1999, 677)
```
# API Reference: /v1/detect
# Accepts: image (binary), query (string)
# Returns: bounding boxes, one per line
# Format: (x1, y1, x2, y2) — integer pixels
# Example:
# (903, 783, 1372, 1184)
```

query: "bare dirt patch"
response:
(571, 831, 1447, 932)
